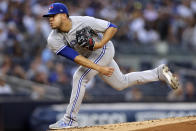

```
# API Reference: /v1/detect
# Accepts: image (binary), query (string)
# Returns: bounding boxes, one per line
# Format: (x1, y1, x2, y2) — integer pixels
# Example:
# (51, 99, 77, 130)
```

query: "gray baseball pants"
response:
(65, 42, 159, 125)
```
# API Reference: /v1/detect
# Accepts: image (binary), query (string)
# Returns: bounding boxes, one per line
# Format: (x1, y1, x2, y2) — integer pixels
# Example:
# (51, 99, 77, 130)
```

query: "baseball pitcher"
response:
(43, 3, 180, 129)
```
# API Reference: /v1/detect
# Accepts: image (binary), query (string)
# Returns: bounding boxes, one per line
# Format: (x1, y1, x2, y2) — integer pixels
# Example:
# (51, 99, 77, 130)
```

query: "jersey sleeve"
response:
(82, 16, 110, 33)
(47, 35, 66, 54)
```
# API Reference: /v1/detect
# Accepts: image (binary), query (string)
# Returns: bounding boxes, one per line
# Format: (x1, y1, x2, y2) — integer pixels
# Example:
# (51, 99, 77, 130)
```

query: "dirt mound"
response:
(49, 116, 196, 131)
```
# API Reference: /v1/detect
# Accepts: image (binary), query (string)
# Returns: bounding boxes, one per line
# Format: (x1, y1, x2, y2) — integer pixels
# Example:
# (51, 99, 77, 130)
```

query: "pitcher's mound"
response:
(49, 116, 196, 131)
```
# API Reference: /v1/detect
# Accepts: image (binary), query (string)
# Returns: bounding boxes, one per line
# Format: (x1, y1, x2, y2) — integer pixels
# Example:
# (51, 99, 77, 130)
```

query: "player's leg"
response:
(65, 66, 99, 125)
(49, 66, 99, 129)
(99, 59, 179, 91)
(49, 44, 113, 129)
(64, 44, 115, 126)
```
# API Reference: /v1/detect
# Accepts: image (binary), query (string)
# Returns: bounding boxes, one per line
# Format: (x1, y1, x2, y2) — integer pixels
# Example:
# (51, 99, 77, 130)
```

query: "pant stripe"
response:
(68, 45, 106, 126)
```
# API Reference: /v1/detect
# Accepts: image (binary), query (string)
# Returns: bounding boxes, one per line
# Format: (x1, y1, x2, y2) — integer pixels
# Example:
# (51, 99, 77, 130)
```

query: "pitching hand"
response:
(99, 66, 114, 77)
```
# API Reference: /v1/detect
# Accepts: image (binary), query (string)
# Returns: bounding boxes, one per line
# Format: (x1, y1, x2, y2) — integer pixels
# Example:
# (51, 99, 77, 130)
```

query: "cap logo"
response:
(60, 9, 63, 12)
(49, 5, 53, 10)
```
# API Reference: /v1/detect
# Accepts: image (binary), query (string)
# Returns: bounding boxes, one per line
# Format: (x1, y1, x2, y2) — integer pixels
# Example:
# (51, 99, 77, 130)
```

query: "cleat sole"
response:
(161, 65, 179, 90)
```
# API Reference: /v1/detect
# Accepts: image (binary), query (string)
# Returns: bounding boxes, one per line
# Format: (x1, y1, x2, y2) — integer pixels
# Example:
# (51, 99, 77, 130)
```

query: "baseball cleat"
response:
(158, 64, 179, 90)
(49, 118, 78, 129)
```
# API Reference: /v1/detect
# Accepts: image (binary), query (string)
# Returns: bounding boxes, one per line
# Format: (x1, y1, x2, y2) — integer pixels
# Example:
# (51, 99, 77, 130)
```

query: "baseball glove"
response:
(76, 26, 97, 51)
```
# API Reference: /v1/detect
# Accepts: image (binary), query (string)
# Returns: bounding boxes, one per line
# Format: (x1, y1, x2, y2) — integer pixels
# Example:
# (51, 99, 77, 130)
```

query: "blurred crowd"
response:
(0, 0, 196, 102)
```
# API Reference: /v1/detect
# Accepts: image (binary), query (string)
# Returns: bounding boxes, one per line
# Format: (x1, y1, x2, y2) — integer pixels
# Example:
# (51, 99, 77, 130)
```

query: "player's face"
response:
(48, 14, 62, 29)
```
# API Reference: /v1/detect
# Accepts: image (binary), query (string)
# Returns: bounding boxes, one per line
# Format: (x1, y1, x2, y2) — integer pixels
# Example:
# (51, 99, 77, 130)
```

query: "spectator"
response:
(167, 87, 184, 101)
(144, 3, 158, 22)
(125, 87, 143, 101)
(182, 17, 196, 50)
(0, 78, 12, 94)
(177, 0, 193, 18)
(0, 22, 7, 50)
(0, 55, 12, 75)
(184, 81, 196, 101)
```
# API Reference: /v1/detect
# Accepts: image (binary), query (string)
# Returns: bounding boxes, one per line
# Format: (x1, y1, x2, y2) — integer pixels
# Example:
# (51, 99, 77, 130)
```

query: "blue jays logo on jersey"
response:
(63, 36, 77, 48)
(69, 40, 77, 48)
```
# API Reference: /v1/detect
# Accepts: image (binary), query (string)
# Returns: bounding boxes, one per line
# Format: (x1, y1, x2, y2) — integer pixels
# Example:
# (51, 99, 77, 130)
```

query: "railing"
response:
(0, 74, 65, 101)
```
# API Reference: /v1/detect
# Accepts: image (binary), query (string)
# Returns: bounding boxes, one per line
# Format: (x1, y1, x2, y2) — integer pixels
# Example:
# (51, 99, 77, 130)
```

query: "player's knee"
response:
(112, 83, 128, 91)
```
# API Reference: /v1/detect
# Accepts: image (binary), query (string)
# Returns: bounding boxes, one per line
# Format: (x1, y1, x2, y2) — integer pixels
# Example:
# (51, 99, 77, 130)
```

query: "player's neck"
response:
(59, 18, 72, 33)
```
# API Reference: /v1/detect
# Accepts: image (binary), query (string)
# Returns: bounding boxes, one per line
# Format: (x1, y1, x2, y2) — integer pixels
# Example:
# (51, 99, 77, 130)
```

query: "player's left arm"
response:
(93, 23, 118, 49)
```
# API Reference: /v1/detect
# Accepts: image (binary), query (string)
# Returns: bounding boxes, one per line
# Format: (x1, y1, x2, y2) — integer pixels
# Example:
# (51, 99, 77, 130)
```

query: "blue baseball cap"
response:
(43, 3, 69, 17)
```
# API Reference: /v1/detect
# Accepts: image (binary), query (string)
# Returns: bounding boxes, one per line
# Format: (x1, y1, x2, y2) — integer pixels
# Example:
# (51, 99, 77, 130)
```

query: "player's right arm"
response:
(47, 35, 113, 77)
(74, 55, 114, 77)
(57, 46, 114, 77)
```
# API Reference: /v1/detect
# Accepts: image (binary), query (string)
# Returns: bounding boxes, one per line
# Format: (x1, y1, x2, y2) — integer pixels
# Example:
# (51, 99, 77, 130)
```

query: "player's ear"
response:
(65, 13, 69, 18)
(62, 14, 68, 19)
